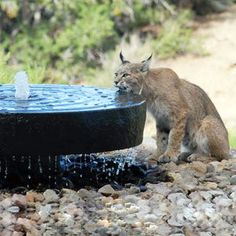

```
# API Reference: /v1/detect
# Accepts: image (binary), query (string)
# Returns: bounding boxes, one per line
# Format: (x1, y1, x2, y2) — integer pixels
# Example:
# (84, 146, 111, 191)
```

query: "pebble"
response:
(43, 190, 59, 203)
(230, 175, 236, 185)
(190, 161, 207, 174)
(7, 206, 20, 213)
(0, 149, 236, 236)
(12, 194, 27, 209)
(39, 204, 52, 221)
(98, 184, 116, 196)
(0, 198, 12, 209)
(26, 192, 44, 202)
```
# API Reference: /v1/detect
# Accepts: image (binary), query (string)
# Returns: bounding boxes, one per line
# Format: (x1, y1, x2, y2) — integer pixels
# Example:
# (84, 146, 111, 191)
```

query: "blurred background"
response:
(0, 0, 236, 147)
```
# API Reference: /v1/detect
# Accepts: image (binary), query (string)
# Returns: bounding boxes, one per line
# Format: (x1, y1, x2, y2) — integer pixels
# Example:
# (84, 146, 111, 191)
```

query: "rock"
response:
(30, 213, 40, 222)
(168, 216, 184, 227)
(39, 204, 52, 221)
(117, 219, 126, 227)
(0, 229, 13, 236)
(43, 190, 59, 203)
(60, 203, 84, 217)
(57, 213, 75, 227)
(190, 161, 207, 174)
(128, 186, 140, 194)
(124, 195, 140, 203)
(26, 192, 44, 202)
(155, 223, 172, 236)
(131, 221, 142, 228)
(124, 214, 138, 224)
(213, 196, 232, 208)
(12, 194, 27, 209)
(0, 197, 12, 209)
(229, 191, 236, 201)
(0, 211, 16, 227)
(98, 184, 116, 196)
(7, 206, 20, 213)
(146, 224, 159, 234)
(199, 232, 213, 236)
(230, 175, 236, 185)
(206, 161, 223, 173)
(143, 214, 158, 222)
(16, 218, 40, 235)
(127, 205, 140, 214)
(168, 193, 190, 206)
(78, 188, 94, 199)
(97, 219, 111, 227)
(169, 234, 185, 236)
(147, 183, 171, 196)
(201, 182, 218, 189)
(12, 232, 24, 236)
(101, 196, 113, 205)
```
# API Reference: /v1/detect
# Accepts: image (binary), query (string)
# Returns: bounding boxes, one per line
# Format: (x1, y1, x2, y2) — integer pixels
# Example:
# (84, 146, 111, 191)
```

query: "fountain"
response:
(0, 72, 167, 190)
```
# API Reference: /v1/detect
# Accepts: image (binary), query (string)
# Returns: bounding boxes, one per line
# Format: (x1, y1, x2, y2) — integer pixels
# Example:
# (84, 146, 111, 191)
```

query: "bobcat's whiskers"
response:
(139, 83, 144, 95)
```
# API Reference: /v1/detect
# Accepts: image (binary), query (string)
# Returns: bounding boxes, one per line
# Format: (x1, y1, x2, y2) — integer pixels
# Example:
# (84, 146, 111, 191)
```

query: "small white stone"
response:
(0, 198, 12, 209)
(168, 193, 190, 206)
(43, 189, 59, 203)
(127, 205, 140, 214)
(199, 232, 212, 236)
(168, 216, 184, 226)
(229, 192, 236, 201)
(147, 224, 159, 233)
(213, 196, 232, 208)
(143, 214, 158, 222)
(7, 206, 20, 213)
(183, 207, 196, 221)
(39, 204, 52, 220)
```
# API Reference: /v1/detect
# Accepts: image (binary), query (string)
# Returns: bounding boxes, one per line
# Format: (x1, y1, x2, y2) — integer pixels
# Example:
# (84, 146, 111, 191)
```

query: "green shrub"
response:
(0, 1, 117, 83)
(152, 10, 193, 59)
(0, 0, 227, 84)
(229, 130, 236, 148)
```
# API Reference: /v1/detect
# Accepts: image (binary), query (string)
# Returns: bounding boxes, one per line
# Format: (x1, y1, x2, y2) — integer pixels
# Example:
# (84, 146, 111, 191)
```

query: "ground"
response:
(0, 146, 235, 235)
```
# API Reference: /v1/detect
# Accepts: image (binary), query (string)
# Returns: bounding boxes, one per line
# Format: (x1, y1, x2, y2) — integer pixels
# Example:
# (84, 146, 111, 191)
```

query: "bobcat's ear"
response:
(119, 51, 130, 64)
(140, 54, 152, 72)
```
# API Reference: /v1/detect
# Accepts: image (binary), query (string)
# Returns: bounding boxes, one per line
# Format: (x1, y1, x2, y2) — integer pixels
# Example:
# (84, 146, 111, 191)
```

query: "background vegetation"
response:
(0, 0, 235, 85)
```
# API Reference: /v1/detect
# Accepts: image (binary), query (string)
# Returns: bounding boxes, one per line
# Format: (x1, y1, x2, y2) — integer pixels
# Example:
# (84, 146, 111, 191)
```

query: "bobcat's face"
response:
(114, 64, 143, 94)
(114, 52, 152, 95)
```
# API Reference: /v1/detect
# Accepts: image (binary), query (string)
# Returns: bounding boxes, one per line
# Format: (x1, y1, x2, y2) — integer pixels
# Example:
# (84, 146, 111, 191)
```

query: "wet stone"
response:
(229, 175, 236, 185)
(43, 190, 59, 203)
(98, 185, 116, 196)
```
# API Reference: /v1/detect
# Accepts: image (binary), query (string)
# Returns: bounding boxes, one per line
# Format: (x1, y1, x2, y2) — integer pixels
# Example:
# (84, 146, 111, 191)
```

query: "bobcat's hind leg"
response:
(194, 115, 229, 161)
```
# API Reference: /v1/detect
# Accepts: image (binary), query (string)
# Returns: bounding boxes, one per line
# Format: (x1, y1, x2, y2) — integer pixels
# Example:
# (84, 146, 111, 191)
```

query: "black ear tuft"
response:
(119, 51, 130, 64)
(140, 54, 152, 72)
(141, 54, 152, 63)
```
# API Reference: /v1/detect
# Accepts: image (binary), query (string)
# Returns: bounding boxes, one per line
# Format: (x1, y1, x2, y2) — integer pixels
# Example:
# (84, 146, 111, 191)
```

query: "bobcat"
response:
(114, 52, 230, 163)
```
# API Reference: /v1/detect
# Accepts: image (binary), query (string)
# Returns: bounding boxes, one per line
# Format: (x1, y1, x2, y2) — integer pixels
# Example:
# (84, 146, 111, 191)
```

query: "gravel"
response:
(0, 147, 236, 235)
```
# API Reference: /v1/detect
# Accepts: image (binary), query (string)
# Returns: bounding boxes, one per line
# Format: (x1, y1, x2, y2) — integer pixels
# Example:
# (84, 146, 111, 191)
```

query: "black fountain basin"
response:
(0, 84, 169, 190)
(0, 84, 146, 156)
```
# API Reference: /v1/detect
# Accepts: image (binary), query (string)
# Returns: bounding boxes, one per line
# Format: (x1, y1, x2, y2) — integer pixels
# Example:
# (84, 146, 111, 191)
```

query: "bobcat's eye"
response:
(115, 73, 118, 77)
(122, 73, 130, 78)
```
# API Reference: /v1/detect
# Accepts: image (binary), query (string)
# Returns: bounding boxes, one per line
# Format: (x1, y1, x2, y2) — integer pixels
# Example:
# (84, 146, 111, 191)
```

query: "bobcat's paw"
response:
(157, 152, 178, 164)
(177, 152, 193, 163)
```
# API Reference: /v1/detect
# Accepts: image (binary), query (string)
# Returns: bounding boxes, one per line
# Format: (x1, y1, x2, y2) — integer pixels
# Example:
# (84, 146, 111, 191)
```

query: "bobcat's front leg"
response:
(158, 111, 187, 163)
(156, 127, 168, 157)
